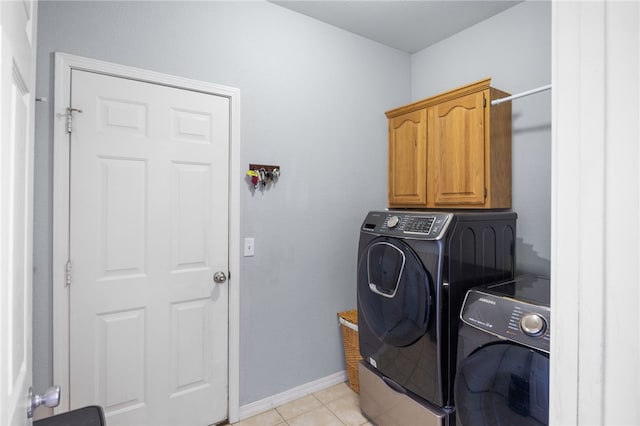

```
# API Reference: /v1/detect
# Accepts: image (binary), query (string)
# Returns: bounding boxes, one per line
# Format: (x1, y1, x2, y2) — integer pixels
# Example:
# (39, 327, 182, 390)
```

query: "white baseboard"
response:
(238, 370, 348, 421)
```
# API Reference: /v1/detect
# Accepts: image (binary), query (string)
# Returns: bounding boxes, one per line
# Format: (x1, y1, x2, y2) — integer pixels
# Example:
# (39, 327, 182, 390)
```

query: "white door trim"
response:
(551, 2, 640, 424)
(51, 52, 241, 423)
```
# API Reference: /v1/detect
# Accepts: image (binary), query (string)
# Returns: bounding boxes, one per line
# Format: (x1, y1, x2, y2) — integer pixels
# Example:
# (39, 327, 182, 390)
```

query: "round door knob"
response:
(213, 271, 227, 284)
(28, 386, 60, 418)
(520, 313, 546, 336)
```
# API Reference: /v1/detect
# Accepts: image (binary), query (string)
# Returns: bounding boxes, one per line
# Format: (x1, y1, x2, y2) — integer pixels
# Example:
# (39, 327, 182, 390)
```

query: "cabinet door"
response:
(388, 109, 427, 206)
(427, 91, 485, 206)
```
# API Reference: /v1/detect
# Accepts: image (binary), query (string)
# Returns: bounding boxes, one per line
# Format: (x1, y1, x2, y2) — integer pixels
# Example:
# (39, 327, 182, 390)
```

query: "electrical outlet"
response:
(244, 237, 255, 257)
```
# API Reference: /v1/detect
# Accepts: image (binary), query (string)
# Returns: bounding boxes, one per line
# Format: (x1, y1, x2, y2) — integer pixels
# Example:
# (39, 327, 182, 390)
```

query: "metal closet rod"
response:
(491, 84, 552, 106)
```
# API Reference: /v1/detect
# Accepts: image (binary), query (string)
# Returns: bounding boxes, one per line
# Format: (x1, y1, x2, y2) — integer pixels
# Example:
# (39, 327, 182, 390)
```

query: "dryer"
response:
(454, 274, 550, 426)
(357, 210, 516, 424)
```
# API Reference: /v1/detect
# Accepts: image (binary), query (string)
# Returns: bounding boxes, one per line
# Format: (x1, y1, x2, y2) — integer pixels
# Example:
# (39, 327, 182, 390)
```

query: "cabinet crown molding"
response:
(385, 77, 495, 119)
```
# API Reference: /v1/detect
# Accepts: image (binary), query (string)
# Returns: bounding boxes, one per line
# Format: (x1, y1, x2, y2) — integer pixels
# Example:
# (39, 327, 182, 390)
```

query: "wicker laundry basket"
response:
(338, 309, 362, 393)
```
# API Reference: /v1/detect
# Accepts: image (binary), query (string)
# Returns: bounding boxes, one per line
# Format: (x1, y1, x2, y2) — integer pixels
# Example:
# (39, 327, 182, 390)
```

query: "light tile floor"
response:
(232, 382, 371, 426)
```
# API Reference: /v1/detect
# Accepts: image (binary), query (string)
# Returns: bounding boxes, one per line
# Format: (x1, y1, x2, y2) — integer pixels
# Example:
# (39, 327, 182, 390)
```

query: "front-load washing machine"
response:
(454, 274, 550, 426)
(357, 210, 516, 425)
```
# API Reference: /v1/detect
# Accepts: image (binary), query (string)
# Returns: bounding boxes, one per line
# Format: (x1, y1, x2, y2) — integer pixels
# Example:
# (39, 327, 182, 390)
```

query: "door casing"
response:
(51, 52, 241, 423)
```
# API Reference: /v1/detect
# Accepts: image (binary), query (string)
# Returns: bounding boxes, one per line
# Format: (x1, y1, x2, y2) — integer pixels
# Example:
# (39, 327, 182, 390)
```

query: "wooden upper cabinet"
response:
(427, 91, 485, 206)
(386, 78, 512, 209)
(388, 109, 427, 206)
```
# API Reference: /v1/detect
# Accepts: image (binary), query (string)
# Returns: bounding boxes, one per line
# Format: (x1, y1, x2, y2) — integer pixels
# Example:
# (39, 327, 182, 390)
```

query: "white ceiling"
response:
(271, 1, 522, 54)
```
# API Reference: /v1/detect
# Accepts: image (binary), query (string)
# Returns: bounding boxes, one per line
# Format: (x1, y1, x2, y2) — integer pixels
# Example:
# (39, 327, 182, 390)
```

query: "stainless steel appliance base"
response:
(359, 362, 449, 426)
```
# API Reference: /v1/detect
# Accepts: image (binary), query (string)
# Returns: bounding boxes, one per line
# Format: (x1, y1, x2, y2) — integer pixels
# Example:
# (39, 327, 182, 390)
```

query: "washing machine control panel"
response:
(461, 289, 550, 353)
(361, 212, 453, 240)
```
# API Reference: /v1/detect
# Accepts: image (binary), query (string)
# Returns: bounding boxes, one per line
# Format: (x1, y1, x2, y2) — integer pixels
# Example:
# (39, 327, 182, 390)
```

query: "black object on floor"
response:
(34, 406, 105, 426)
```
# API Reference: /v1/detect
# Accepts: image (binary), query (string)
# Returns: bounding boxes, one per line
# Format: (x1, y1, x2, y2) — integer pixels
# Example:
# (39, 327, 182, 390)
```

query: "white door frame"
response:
(551, 2, 640, 425)
(51, 52, 241, 423)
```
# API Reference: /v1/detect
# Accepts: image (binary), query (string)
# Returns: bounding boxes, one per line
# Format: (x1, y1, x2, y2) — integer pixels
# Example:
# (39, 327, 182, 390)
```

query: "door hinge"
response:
(65, 260, 73, 286)
(483, 96, 487, 108)
(66, 107, 83, 134)
(484, 188, 488, 198)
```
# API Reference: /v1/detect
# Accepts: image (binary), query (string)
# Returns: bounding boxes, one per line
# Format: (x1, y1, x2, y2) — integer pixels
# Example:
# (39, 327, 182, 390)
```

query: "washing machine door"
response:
(454, 343, 549, 426)
(357, 237, 432, 347)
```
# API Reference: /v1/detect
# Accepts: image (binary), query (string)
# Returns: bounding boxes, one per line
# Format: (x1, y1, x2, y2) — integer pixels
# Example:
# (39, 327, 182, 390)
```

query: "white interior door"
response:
(0, 1, 37, 425)
(68, 69, 229, 426)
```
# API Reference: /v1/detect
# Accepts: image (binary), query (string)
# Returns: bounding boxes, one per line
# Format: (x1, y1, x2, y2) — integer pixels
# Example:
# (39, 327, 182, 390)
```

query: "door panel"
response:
(100, 158, 147, 278)
(427, 91, 485, 206)
(388, 110, 428, 206)
(97, 309, 146, 412)
(69, 69, 229, 426)
(0, 0, 37, 424)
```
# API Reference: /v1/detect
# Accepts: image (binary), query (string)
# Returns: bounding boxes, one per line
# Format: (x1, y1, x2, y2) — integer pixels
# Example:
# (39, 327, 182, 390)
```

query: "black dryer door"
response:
(357, 237, 432, 347)
(455, 343, 549, 426)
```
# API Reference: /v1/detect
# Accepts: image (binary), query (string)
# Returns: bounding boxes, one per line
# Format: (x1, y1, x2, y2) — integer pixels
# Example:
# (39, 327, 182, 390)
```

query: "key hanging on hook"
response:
(246, 169, 260, 189)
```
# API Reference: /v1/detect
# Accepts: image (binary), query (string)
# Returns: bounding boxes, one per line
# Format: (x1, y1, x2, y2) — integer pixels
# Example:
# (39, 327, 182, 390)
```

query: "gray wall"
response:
(411, 1, 552, 275)
(33, 1, 409, 405)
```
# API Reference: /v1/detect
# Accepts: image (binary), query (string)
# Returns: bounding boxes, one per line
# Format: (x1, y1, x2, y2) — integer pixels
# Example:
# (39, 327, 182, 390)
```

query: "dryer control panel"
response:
(361, 211, 453, 240)
(461, 289, 550, 353)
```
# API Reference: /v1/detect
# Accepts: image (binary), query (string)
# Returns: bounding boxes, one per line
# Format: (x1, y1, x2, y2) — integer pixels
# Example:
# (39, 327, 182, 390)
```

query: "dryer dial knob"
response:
(520, 313, 546, 337)
(387, 215, 400, 228)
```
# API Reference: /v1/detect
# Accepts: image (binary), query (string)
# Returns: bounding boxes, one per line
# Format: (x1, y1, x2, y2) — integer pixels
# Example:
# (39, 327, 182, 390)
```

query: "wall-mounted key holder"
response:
(246, 164, 280, 191)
